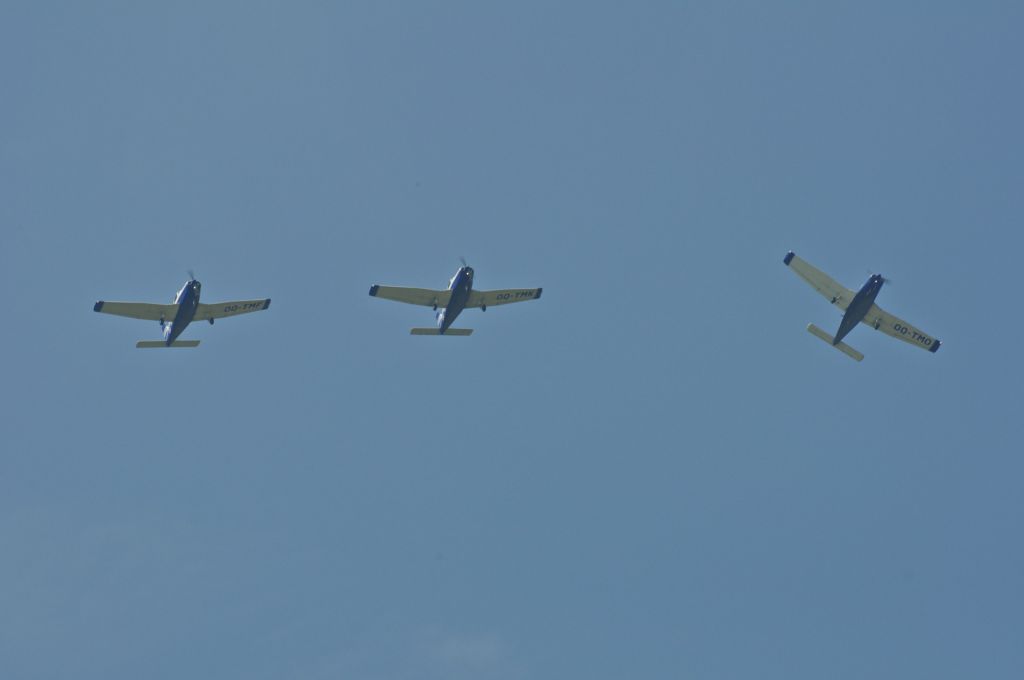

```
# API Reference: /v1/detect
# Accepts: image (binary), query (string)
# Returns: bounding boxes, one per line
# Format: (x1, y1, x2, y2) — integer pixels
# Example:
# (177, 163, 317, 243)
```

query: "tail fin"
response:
(136, 340, 201, 348)
(806, 324, 863, 361)
(410, 328, 473, 336)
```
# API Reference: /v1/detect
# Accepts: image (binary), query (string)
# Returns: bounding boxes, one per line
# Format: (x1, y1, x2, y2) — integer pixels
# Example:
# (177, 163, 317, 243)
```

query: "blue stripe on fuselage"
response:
(834, 275, 883, 345)
(438, 267, 473, 334)
(166, 280, 201, 345)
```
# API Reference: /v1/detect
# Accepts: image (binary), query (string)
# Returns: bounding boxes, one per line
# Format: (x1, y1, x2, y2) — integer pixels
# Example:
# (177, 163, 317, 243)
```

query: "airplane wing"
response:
(194, 299, 271, 321)
(783, 251, 857, 311)
(93, 301, 178, 321)
(368, 285, 452, 308)
(466, 288, 543, 308)
(862, 303, 941, 353)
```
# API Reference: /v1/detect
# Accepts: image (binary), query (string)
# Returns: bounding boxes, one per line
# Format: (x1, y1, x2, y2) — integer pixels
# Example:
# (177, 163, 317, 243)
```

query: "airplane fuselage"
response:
(437, 266, 473, 333)
(834, 274, 883, 345)
(165, 280, 201, 344)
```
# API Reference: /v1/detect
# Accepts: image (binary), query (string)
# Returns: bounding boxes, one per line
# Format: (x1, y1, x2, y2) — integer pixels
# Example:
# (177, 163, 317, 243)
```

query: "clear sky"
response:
(2, 2, 1022, 678)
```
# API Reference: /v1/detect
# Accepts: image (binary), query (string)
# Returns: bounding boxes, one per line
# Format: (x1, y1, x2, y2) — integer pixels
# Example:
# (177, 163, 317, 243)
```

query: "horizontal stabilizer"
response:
(806, 324, 863, 362)
(410, 328, 473, 336)
(136, 340, 201, 348)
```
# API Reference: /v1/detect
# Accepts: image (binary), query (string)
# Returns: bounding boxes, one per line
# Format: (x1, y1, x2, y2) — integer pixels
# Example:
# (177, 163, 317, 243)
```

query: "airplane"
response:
(94, 274, 271, 348)
(783, 251, 940, 361)
(369, 262, 542, 335)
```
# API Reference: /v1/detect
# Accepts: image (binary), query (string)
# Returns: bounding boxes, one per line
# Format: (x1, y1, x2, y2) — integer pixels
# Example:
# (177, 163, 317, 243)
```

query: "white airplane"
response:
(369, 262, 542, 335)
(94, 275, 271, 348)
(783, 251, 941, 361)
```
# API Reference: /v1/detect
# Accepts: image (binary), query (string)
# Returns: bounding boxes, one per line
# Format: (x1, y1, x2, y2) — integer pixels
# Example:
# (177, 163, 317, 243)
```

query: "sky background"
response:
(2, 2, 1022, 678)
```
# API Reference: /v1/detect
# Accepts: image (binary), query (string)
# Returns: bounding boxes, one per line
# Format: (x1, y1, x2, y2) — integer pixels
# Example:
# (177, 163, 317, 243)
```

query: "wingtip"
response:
(784, 251, 795, 266)
(369, 285, 379, 297)
(263, 298, 271, 310)
(930, 339, 941, 353)
(535, 287, 543, 300)
(93, 301, 104, 312)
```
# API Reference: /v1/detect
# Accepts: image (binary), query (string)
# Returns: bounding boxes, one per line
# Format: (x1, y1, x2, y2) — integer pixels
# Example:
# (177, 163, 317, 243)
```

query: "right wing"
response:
(861, 303, 941, 353)
(368, 285, 451, 308)
(194, 299, 271, 321)
(93, 301, 178, 321)
(466, 288, 543, 308)
(783, 251, 857, 311)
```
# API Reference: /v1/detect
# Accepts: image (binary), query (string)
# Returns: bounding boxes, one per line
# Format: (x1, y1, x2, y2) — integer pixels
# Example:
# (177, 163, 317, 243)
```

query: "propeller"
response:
(866, 269, 892, 286)
(188, 269, 196, 282)
(459, 256, 468, 268)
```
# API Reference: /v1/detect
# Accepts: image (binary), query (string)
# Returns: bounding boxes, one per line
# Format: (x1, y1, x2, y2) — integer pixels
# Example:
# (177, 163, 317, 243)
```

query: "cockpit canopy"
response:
(175, 279, 201, 302)
(449, 267, 473, 288)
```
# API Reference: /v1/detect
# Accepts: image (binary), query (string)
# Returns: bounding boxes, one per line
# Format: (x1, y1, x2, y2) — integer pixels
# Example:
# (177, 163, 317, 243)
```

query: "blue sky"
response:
(2, 2, 1022, 678)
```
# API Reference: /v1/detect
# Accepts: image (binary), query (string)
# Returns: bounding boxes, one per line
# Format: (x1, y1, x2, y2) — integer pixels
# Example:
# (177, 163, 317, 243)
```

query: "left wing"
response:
(194, 299, 271, 321)
(368, 285, 452, 308)
(466, 288, 543, 308)
(93, 301, 178, 321)
(783, 252, 856, 311)
(861, 303, 941, 353)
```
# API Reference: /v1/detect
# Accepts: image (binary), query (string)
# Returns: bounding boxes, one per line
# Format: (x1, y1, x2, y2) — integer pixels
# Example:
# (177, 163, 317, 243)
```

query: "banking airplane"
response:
(784, 251, 940, 361)
(369, 263, 542, 335)
(94, 275, 271, 348)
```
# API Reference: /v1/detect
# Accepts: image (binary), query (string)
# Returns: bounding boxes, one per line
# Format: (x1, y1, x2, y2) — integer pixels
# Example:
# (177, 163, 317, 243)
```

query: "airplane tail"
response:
(806, 324, 863, 361)
(410, 328, 473, 336)
(136, 340, 201, 348)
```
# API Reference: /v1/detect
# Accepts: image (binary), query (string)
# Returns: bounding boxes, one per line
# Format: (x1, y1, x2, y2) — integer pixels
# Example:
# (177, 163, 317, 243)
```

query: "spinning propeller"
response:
(866, 269, 891, 286)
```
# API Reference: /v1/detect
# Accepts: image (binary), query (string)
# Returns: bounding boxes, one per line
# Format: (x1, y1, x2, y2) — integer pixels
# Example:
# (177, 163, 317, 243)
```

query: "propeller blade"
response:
(866, 269, 892, 286)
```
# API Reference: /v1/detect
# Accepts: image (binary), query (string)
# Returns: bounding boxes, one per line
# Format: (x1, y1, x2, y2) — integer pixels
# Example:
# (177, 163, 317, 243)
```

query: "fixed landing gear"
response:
(482, 304, 487, 312)
(209, 318, 215, 325)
